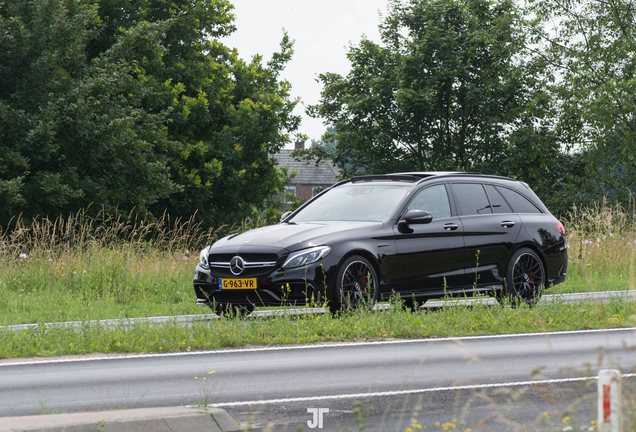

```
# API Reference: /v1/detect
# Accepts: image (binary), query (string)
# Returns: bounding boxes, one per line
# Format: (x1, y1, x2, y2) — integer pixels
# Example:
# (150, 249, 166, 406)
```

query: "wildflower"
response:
(609, 232, 613, 237)
(562, 416, 570, 423)
(596, 238, 600, 243)
(183, 256, 188, 261)
(19, 253, 27, 259)
(569, 233, 573, 239)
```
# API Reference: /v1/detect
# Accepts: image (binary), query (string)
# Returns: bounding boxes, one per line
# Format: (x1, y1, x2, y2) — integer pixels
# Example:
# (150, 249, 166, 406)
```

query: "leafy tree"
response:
(310, 126, 338, 155)
(528, 0, 636, 204)
(88, 0, 301, 228)
(0, 0, 177, 225)
(308, 0, 531, 178)
(0, 0, 300, 228)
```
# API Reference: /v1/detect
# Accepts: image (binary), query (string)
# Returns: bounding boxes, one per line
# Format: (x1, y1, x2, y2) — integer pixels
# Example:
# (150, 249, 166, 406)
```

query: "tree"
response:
(308, 0, 530, 178)
(0, 0, 301, 228)
(310, 126, 338, 155)
(527, 0, 636, 204)
(0, 0, 177, 225)
(88, 0, 301, 228)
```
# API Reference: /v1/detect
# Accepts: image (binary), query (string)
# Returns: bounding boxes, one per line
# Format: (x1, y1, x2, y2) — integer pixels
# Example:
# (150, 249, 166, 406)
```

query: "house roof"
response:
(272, 149, 340, 186)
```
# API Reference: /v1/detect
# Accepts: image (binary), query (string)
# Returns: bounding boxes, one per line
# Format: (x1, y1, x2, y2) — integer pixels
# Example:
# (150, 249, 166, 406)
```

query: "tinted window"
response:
(290, 184, 409, 222)
(407, 184, 451, 219)
(452, 183, 492, 215)
(484, 184, 512, 214)
(496, 186, 542, 214)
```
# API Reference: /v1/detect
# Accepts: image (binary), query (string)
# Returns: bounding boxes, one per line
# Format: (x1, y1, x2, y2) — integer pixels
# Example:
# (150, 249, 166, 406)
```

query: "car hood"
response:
(211, 221, 384, 254)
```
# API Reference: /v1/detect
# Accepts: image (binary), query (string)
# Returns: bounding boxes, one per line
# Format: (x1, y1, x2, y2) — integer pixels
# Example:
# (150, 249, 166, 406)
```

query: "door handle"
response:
(501, 221, 515, 228)
(444, 223, 458, 231)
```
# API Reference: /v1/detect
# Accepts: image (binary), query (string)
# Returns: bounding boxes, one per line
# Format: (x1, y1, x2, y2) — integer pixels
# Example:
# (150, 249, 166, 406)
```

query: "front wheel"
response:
(330, 255, 378, 314)
(501, 248, 545, 306)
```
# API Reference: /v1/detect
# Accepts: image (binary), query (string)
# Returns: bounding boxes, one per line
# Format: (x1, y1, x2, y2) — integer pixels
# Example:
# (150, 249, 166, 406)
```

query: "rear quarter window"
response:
(484, 184, 512, 214)
(496, 186, 542, 214)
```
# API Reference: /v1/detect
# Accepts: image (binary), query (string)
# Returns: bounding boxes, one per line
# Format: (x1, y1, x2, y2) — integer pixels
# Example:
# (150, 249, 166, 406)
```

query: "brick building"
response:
(272, 141, 340, 210)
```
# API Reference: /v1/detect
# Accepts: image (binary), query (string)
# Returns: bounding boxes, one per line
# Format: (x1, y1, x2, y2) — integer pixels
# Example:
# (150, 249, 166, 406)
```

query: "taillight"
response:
(554, 221, 565, 236)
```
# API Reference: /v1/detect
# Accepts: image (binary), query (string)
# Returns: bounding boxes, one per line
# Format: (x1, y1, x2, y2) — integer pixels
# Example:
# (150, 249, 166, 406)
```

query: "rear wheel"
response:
(330, 255, 378, 313)
(501, 248, 545, 306)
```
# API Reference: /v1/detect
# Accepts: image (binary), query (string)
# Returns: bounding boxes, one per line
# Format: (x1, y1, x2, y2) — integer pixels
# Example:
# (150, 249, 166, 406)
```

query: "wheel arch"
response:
(336, 249, 382, 280)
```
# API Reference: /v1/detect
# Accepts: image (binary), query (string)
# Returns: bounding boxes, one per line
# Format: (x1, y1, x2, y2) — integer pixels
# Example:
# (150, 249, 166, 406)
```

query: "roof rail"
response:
(350, 174, 421, 183)
(346, 171, 516, 185)
(388, 171, 482, 178)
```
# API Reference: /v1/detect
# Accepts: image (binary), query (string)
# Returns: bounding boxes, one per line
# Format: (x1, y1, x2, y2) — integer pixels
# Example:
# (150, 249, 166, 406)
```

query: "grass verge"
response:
(1, 296, 635, 360)
(1, 202, 636, 326)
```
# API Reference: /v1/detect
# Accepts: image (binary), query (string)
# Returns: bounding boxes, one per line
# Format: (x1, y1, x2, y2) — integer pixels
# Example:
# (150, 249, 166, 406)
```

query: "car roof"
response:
(347, 172, 515, 185)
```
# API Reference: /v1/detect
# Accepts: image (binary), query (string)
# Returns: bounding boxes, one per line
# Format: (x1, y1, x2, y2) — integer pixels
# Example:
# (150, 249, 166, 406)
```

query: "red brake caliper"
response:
(360, 270, 368, 293)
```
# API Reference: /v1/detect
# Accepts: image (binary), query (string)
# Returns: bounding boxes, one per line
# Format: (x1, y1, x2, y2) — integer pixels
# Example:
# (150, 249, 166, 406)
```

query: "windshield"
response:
(289, 184, 409, 222)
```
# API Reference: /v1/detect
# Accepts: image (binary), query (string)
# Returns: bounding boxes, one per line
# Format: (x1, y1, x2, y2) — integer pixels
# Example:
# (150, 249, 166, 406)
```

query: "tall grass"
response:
(0, 199, 635, 326)
(0, 209, 266, 325)
(554, 198, 636, 293)
(0, 208, 221, 256)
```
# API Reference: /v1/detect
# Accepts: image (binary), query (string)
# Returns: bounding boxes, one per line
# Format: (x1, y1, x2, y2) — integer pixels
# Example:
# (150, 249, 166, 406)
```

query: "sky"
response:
(223, 0, 390, 148)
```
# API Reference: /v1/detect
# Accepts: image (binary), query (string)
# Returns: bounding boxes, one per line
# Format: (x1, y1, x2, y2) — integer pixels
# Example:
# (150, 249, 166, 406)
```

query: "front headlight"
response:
(283, 246, 332, 269)
(198, 247, 210, 270)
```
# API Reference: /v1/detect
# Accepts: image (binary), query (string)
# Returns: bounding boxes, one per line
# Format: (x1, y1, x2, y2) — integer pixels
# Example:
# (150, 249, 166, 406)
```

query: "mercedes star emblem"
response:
(230, 256, 245, 275)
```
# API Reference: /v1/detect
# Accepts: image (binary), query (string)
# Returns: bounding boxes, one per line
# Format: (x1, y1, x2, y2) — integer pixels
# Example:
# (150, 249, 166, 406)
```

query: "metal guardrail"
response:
(2, 290, 636, 333)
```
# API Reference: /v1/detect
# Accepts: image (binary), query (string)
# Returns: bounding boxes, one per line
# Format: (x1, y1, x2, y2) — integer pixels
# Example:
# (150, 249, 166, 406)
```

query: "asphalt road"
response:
(2, 328, 636, 430)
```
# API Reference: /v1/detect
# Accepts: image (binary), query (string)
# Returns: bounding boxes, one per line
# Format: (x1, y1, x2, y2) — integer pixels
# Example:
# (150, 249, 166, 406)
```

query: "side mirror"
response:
(397, 210, 432, 233)
(402, 209, 433, 225)
(280, 211, 293, 223)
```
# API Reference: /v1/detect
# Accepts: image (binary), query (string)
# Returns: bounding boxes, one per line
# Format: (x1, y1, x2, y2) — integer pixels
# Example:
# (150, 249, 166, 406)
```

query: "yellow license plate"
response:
(218, 278, 257, 290)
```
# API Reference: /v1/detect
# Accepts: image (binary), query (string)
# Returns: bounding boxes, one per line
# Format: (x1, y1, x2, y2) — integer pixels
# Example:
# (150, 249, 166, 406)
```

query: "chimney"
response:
(295, 141, 305, 150)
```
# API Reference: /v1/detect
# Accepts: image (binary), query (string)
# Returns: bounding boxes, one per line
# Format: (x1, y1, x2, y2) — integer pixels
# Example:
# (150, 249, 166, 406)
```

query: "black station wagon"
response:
(194, 172, 568, 315)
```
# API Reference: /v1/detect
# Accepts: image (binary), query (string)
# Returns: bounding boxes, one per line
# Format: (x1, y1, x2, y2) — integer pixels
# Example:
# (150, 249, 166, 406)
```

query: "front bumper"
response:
(194, 260, 334, 308)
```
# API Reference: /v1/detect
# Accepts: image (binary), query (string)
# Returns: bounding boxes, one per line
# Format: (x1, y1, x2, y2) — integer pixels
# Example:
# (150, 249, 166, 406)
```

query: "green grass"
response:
(0, 202, 636, 360)
(1, 296, 635, 359)
(0, 247, 200, 325)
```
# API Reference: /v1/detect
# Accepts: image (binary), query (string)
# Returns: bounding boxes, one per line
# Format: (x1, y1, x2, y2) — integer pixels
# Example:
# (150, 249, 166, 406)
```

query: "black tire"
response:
(330, 255, 378, 313)
(213, 303, 255, 318)
(501, 248, 545, 306)
(403, 296, 428, 312)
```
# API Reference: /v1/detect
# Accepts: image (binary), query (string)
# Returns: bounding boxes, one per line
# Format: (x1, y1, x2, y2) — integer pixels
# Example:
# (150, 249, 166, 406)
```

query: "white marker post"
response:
(597, 369, 622, 432)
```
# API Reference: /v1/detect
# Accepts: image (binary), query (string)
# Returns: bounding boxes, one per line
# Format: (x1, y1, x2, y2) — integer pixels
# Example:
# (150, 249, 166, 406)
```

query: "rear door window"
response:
(452, 183, 492, 215)
(496, 186, 542, 214)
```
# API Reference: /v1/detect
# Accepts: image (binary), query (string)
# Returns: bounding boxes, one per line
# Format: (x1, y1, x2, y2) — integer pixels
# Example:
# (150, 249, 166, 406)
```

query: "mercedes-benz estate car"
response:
(194, 172, 568, 315)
